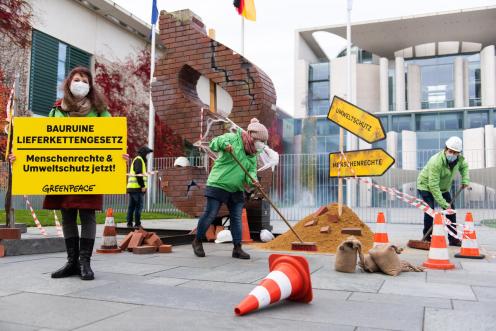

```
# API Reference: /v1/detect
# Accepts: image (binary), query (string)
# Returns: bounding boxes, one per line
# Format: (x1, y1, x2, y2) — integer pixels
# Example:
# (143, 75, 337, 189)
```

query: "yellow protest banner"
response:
(12, 117, 127, 195)
(327, 96, 386, 144)
(329, 149, 395, 177)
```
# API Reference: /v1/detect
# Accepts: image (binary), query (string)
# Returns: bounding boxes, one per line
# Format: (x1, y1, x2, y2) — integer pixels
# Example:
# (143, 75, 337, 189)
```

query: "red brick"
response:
(320, 226, 330, 234)
(144, 233, 163, 247)
(0, 228, 21, 240)
(0, 244, 4, 257)
(304, 219, 318, 227)
(132, 245, 157, 254)
(327, 214, 339, 223)
(118, 232, 134, 250)
(313, 206, 328, 217)
(158, 244, 173, 253)
(127, 232, 145, 251)
(341, 228, 362, 236)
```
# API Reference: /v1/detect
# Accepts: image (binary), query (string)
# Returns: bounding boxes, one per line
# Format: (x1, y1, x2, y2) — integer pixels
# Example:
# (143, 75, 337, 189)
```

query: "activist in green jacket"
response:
(126, 146, 153, 228)
(206, 128, 258, 192)
(416, 136, 470, 246)
(192, 118, 269, 260)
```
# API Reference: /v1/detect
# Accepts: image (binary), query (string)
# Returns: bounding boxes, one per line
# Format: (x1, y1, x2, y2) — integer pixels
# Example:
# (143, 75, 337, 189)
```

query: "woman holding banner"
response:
(43, 66, 112, 280)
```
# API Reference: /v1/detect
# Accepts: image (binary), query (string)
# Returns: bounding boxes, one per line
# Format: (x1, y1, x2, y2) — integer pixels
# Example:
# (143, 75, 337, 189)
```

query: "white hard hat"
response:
(214, 230, 233, 243)
(445, 136, 463, 152)
(173, 157, 190, 167)
(260, 229, 275, 242)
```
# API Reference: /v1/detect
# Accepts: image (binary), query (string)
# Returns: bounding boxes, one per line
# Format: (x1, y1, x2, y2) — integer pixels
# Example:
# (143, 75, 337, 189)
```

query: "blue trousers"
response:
(127, 192, 144, 225)
(196, 186, 244, 245)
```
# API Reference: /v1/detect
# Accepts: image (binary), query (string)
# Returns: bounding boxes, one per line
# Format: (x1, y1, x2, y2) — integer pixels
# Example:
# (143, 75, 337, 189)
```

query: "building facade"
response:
(25, 0, 157, 116)
(293, 7, 496, 213)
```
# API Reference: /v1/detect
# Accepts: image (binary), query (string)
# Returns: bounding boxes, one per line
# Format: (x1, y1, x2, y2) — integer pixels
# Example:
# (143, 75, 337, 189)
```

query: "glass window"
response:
(309, 62, 329, 81)
(316, 119, 339, 135)
(56, 43, 67, 99)
(467, 54, 481, 107)
(416, 113, 438, 131)
(309, 100, 330, 116)
(420, 63, 453, 109)
(467, 111, 488, 128)
(379, 116, 388, 132)
(439, 113, 462, 130)
(309, 81, 329, 100)
(388, 70, 395, 111)
(391, 115, 411, 132)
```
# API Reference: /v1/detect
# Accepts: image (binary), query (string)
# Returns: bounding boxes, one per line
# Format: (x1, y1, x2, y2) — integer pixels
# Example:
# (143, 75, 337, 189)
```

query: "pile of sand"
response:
(256, 203, 374, 253)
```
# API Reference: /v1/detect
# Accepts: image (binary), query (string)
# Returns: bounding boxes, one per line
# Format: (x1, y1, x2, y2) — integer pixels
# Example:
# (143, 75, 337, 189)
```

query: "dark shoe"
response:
(51, 237, 80, 278)
(126, 222, 133, 228)
(135, 222, 142, 229)
(79, 238, 95, 280)
(192, 238, 205, 257)
(232, 244, 250, 260)
(449, 239, 462, 247)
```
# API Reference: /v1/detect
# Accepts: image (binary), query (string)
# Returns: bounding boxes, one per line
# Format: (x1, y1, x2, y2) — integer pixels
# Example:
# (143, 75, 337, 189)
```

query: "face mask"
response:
(446, 154, 458, 162)
(254, 140, 265, 152)
(70, 81, 90, 98)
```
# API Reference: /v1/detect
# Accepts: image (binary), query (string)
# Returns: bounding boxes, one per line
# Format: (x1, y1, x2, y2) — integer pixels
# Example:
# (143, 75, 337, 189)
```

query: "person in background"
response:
(191, 118, 268, 260)
(126, 146, 153, 228)
(417, 136, 470, 246)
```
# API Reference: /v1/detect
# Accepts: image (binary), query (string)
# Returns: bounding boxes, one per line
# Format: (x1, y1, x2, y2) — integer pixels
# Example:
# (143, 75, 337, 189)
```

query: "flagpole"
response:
(241, 16, 245, 55)
(146, 17, 156, 211)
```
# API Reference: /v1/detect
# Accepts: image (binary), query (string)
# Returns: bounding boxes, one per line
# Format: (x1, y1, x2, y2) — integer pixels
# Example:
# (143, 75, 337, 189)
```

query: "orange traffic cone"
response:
(241, 208, 253, 244)
(455, 212, 485, 259)
(96, 208, 121, 253)
(423, 213, 454, 269)
(373, 212, 389, 247)
(234, 254, 313, 316)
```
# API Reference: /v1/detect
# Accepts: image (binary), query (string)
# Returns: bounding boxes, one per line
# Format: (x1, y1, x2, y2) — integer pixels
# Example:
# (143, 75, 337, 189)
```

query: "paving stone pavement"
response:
(0, 222, 495, 330)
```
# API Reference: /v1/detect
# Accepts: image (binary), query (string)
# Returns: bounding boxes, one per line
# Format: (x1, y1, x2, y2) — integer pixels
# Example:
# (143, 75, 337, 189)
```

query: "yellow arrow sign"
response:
(327, 96, 386, 144)
(329, 149, 395, 177)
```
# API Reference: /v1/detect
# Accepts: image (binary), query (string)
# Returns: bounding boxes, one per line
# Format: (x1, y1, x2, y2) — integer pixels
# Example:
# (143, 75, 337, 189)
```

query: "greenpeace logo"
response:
(42, 185, 96, 193)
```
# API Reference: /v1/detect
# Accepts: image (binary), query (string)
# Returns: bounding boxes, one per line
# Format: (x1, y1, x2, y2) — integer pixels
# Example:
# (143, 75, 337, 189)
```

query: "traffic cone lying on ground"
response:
(241, 208, 253, 244)
(234, 254, 313, 316)
(96, 208, 121, 253)
(423, 213, 454, 269)
(455, 212, 485, 259)
(373, 212, 389, 247)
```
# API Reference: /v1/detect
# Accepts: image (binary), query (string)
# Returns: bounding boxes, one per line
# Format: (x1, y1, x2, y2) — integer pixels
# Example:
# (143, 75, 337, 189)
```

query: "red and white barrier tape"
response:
(23, 195, 47, 236)
(337, 151, 470, 240)
(53, 210, 63, 237)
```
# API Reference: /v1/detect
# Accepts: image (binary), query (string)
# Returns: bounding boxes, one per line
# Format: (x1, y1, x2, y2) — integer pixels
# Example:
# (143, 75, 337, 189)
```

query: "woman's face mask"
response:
(254, 140, 265, 152)
(70, 74, 90, 98)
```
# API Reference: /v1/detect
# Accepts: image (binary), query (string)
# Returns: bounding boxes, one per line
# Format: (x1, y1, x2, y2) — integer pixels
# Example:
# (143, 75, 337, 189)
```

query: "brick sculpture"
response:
(154, 10, 277, 217)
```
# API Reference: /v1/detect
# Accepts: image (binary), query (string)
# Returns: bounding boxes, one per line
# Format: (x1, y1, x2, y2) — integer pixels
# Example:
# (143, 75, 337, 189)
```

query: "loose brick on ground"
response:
(127, 232, 145, 251)
(144, 234, 163, 247)
(119, 232, 134, 250)
(341, 227, 362, 236)
(133, 245, 157, 254)
(158, 244, 173, 253)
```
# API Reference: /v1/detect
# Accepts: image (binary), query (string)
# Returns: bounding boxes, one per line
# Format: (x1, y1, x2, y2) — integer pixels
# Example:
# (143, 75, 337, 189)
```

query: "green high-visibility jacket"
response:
(417, 151, 470, 209)
(206, 128, 258, 193)
(127, 156, 147, 189)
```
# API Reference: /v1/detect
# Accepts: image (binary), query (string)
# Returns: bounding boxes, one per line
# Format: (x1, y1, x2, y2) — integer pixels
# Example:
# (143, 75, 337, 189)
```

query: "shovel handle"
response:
(228, 151, 305, 243)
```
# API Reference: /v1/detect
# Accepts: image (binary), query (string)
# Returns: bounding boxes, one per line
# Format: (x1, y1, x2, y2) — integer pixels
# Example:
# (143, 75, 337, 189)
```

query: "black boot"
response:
(79, 238, 95, 280)
(51, 237, 80, 278)
(192, 238, 205, 257)
(232, 244, 250, 259)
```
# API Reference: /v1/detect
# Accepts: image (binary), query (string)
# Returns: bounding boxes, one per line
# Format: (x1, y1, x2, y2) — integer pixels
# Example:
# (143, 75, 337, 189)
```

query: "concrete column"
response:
(401, 130, 417, 195)
(485, 125, 495, 167)
(395, 57, 405, 111)
(407, 64, 421, 110)
(294, 59, 309, 118)
(454, 57, 465, 108)
(463, 59, 469, 107)
(480, 45, 496, 106)
(386, 131, 398, 168)
(380, 57, 389, 112)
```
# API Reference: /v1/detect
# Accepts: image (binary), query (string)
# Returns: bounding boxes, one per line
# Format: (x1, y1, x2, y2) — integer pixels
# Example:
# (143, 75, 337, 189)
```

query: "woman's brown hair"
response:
(61, 66, 107, 113)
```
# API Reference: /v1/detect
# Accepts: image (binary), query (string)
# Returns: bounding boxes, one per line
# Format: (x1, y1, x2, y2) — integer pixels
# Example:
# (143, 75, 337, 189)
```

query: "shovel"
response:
(228, 151, 317, 251)
(407, 186, 464, 250)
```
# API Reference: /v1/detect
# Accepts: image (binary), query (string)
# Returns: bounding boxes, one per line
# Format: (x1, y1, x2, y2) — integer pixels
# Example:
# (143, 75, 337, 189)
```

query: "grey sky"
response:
(113, 0, 496, 115)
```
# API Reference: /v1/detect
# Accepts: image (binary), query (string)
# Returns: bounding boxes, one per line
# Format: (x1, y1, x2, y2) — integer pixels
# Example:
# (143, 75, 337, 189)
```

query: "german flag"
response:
(233, 0, 256, 21)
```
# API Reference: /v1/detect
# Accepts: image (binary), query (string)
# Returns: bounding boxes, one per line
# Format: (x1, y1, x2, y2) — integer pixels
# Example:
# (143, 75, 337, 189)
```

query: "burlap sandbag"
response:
(369, 245, 403, 276)
(359, 253, 380, 273)
(335, 236, 364, 273)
